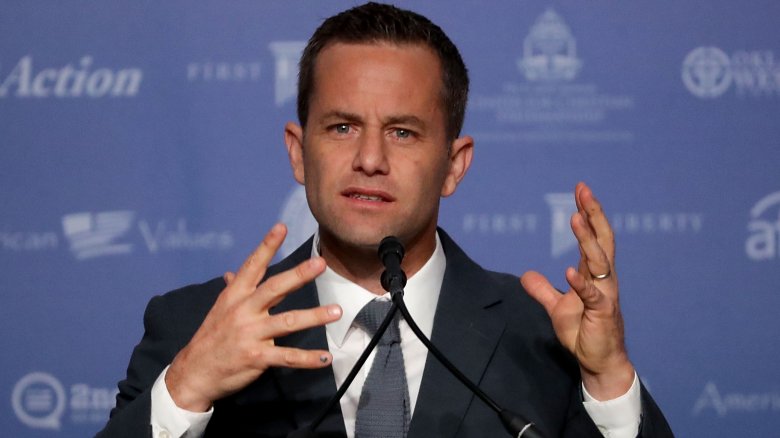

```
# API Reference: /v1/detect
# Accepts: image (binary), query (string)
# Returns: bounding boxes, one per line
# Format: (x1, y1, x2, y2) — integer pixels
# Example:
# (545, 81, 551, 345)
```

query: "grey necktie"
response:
(354, 299, 410, 438)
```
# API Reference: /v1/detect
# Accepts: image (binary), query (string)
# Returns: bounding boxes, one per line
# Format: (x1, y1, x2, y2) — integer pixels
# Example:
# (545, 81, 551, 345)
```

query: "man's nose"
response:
(352, 130, 390, 175)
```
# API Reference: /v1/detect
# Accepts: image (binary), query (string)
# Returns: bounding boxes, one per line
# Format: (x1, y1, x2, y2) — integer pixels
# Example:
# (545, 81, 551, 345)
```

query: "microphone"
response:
(379, 236, 545, 438)
(378, 235, 407, 293)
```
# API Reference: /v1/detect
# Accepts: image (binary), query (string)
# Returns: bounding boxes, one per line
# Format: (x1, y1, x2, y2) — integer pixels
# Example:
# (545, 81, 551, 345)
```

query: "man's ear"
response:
(441, 135, 474, 197)
(284, 122, 305, 185)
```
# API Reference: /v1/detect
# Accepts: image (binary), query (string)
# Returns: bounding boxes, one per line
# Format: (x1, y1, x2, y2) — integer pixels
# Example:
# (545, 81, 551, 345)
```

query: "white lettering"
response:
(731, 50, 780, 97)
(0, 231, 58, 250)
(139, 219, 234, 253)
(186, 61, 262, 82)
(31, 68, 57, 97)
(0, 55, 142, 98)
(85, 69, 112, 96)
(71, 56, 92, 96)
(0, 55, 32, 96)
(69, 384, 116, 411)
(693, 382, 780, 416)
(462, 213, 537, 234)
(611, 213, 703, 234)
(111, 69, 142, 96)
(746, 192, 780, 260)
(746, 219, 780, 260)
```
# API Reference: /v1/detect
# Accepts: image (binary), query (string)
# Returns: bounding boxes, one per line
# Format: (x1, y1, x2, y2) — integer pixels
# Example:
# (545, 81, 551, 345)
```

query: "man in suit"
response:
(99, 3, 672, 437)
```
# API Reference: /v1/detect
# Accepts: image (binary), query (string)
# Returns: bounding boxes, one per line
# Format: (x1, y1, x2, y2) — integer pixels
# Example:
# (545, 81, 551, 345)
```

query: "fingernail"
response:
(328, 305, 342, 317)
(319, 355, 329, 364)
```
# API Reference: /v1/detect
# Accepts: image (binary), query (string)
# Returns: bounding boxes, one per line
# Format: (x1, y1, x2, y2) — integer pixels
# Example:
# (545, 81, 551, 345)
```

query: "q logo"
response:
(11, 372, 66, 430)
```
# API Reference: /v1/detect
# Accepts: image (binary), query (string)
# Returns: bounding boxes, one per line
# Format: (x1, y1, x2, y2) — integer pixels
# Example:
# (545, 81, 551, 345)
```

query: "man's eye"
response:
(394, 128, 412, 139)
(334, 124, 350, 134)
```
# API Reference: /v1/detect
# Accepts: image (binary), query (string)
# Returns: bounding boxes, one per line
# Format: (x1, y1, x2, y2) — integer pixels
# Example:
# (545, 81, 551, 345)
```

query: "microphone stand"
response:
(289, 237, 544, 438)
(381, 236, 544, 438)
(288, 296, 402, 437)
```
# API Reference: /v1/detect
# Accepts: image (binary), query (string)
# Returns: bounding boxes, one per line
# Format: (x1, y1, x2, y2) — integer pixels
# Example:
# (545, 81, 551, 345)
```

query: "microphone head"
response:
(378, 236, 405, 264)
(378, 236, 406, 292)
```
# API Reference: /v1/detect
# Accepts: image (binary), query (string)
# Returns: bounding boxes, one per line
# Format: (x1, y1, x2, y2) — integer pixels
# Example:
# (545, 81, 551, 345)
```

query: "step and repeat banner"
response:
(1, 1, 778, 436)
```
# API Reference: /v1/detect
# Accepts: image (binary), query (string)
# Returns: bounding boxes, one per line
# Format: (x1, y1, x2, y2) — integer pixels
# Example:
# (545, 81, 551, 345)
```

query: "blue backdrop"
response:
(2, 1, 779, 436)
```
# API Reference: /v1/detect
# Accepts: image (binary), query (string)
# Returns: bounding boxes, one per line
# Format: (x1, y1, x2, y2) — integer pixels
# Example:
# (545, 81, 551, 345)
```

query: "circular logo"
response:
(11, 372, 66, 430)
(278, 185, 318, 258)
(682, 47, 732, 98)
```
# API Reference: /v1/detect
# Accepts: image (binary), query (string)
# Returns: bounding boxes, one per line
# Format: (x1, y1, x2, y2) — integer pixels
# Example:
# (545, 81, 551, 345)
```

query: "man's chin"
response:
(320, 224, 396, 251)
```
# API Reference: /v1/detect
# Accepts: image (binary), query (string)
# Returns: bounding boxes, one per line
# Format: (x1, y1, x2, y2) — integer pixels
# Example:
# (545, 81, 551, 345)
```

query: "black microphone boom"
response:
(379, 236, 545, 438)
(289, 236, 544, 437)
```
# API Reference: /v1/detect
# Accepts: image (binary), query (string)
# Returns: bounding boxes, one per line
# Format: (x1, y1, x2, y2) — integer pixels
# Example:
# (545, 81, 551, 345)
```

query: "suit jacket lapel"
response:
(409, 230, 506, 437)
(269, 238, 348, 436)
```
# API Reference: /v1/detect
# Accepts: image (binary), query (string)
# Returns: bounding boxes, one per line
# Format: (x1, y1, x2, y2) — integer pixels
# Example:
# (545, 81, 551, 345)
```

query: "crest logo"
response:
(517, 9, 582, 81)
(12, 372, 66, 430)
(269, 41, 306, 107)
(682, 47, 733, 98)
(746, 191, 780, 261)
(61, 211, 135, 260)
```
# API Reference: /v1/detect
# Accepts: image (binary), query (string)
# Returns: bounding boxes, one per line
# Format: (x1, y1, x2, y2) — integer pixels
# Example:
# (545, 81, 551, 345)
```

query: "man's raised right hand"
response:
(165, 223, 342, 412)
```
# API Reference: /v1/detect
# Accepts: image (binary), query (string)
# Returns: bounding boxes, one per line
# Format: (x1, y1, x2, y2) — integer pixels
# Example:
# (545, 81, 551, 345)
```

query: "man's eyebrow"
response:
(384, 115, 426, 130)
(320, 110, 363, 123)
(318, 111, 427, 130)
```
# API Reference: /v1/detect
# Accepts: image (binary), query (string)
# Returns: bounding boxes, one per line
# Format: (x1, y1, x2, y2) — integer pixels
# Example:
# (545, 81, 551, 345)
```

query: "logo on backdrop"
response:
(278, 185, 317, 258)
(184, 41, 303, 106)
(681, 47, 732, 98)
(517, 9, 582, 82)
(0, 56, 142, 98)
(12, 372, 66, 430)
(746, 191, 780, 261)
(1, 211, 234, 259)
(682, 46, 780, 98)
(62, 211, 135, 260)
(462, 192, 704, 258)
(12, 372, 117, 430)
(269, 41, 306, 107)
(545, 193, 578, 258)
(470, 8, 636, 144)
(692, 382, 780, 416)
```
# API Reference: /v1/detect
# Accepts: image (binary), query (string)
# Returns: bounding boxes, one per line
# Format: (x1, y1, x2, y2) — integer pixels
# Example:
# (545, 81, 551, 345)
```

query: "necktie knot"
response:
(354, 299, 400, 345)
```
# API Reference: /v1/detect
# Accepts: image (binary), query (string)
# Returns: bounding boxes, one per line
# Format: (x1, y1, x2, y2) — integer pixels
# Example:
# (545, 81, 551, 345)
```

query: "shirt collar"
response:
(313, 232, 446, 348)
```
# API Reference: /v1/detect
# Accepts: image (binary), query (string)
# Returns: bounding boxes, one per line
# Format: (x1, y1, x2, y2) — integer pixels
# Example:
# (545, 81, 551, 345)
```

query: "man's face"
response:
(285, 42, 472, 254)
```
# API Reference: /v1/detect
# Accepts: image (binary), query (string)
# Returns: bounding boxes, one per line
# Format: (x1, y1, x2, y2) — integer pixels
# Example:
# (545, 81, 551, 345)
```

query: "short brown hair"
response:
(297, 2, 469, 141)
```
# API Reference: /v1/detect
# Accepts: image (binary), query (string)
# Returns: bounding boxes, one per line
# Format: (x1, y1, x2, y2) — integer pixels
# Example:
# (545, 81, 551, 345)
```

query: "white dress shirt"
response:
(316, 233, 446, 437)
(149, 232, 641, 438)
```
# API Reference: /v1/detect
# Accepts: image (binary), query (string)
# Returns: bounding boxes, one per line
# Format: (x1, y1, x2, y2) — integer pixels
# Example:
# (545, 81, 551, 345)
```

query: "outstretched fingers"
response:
(260, 305, 342, 339)
(261, 346, 333, 369)
(249, 257, 327, 311)
(576, 183, 615, 261)
(232, 223, 288, 294)
(571, 212, 612, 280)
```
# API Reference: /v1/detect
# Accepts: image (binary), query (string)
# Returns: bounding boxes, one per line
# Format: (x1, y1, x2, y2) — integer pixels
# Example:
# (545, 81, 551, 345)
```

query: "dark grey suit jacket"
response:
(97, 229, 672, 437)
